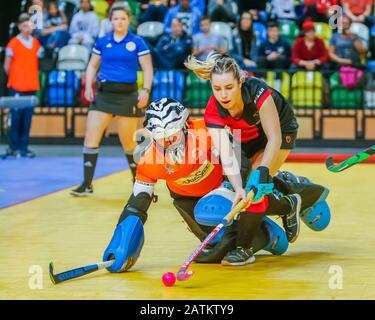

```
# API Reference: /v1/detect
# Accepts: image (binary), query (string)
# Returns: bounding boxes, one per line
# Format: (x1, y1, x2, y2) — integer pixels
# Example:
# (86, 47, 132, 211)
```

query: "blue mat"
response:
(0, 156, 128, 209)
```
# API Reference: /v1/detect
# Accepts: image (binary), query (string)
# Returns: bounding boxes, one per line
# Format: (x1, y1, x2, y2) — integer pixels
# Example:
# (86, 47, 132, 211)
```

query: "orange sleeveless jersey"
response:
(6, 36, 40, 92)
(135, 119, 223, 197)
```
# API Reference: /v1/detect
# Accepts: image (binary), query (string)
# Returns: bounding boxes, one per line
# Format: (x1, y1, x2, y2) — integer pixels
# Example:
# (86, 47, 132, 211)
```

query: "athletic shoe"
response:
(70, 184, 93, 197)
(221, 246, 256, 266)
(1, 148, 20, 159)
(20, 150, 36, 158)
(195, 222, 238, 264)
(282, 194, 302, 243)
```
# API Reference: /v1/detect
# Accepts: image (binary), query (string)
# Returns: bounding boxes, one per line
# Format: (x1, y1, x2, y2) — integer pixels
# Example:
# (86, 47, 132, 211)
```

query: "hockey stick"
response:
(0, 96, 39, 109)
(176, 190, 255, 281)
(325, 145, 375, 173)
(49, 260, 114, 285)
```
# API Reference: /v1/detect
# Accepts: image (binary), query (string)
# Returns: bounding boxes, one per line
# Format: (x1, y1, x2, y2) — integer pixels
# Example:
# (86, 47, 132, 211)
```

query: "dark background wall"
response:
(0, 0, 22, 47)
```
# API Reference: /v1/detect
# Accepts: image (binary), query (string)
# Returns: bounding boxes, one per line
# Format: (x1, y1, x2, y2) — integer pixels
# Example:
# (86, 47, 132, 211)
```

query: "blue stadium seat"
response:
(253, 22, 267, 46)
(367, 60, 375, 71)
(152, 71, 185, 101)
(47, 70, 80, 107)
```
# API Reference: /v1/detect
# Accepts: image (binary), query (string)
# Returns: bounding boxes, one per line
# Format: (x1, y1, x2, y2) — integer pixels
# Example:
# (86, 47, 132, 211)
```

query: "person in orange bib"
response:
(102, 98, 290, 272)
(3, 13, 41, 158)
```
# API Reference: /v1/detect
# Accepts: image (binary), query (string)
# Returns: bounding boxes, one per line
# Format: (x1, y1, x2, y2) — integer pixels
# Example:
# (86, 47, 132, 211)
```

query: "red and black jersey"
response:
(204, 77, 298, 143)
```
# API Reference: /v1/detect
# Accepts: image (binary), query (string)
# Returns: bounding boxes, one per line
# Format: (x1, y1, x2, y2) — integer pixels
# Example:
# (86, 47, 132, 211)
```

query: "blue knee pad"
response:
(194, 182, 236, 244)
(263, 217, 289, 255)
(103, 215, 144, 273)
(194, 182, 235, 227)
(301, 200, 331, 231)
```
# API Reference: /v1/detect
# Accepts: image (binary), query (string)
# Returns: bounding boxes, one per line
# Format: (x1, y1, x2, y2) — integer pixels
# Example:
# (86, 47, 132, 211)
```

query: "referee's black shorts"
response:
(90, 81, 144, 117)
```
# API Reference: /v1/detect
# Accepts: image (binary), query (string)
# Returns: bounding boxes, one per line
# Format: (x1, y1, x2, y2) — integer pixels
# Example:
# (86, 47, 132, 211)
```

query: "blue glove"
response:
(246, 166, 274, 201)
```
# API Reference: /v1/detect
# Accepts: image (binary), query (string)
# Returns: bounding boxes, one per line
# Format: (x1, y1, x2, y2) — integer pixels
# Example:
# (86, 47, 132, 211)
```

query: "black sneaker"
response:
(70, 184, 93, 197)
(221, 246, 256, 266)
(20, 150, 36, 158)
(195, 222, 238, 264)
(1, 148, 20, 159)
(282, 194, 302, 243)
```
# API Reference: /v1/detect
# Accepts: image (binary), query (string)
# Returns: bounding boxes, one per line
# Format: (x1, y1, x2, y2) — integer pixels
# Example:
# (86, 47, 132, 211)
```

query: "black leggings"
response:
(171, 191, 270, 253)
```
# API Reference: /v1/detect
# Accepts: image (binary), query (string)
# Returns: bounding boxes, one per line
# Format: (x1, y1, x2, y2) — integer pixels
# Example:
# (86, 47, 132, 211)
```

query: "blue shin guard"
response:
(301, 200, 331, 231)
(263, 217, 289, 255)
(103, 215, 144, 273)
(194, 182, 236, 244)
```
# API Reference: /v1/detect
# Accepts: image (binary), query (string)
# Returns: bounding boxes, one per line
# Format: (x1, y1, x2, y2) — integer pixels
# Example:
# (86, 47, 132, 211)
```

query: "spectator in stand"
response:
(230, 11, 258, 70)
(329, 15, 367, 69)
(99, 6, 113, 38)
(192, 16, 226, 60)
(69, 0, 99, 49)
(291, 20, 329, 70)
(140, 0, 168, 23)
(237, 0, 267, 24)
(304, 0, 338, 23)
(207, 0, 236, 23)
(271, 0, 296, 21)
(3, 14, 41, 158)
(258, 21, 291, 70)
(149, 18, 192, 69)
(164, 0, 202, 36)
(38, 1, 70, 52)
(342, 0, 374, 28)
(191, 0, 206, 15)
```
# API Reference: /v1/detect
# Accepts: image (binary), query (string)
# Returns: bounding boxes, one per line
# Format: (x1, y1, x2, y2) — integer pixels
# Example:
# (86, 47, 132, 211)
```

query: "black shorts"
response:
(242, 131, 298, 159)
(90, 81, 144, 118)
(169, 190, 213, 240)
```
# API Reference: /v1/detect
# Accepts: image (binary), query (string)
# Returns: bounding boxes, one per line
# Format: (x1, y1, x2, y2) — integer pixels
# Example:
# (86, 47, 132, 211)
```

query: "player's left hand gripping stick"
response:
(176, 190, 255, 282)
(49, 215, 145, 284)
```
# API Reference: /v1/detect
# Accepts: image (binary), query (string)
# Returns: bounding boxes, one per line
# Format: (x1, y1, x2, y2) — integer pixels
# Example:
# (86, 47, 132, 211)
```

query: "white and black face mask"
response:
(164, 135, 186, 165)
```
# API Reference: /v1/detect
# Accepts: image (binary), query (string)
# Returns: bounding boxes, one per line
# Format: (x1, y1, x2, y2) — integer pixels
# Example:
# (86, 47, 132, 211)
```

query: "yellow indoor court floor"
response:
(0, 163, 374, 300)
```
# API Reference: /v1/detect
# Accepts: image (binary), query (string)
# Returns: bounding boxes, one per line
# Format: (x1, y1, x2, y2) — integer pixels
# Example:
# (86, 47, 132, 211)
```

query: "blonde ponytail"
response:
(184, 52, 245, 82)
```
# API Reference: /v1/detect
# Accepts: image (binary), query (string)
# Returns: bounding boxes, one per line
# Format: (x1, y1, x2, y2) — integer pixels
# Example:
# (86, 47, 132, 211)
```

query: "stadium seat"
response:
(263, 72, 290, 99)
(91, 0, 109, 20)
(279, 20, 299, 46)
(137, 71, 144, 92)
(152, 71, 185, 101)
(210, 22, 233, 51)
(314, 22, 332, 47)
(125, 0, 141, 17)
(253, 22, 267, 46)
(36, 71, 47, 105)
(184, 72, 212, 108)
(364, 72, 375, 109)
(137, 21, 164, 39)
(57, 45, 90, 71)
(367, 60, 375, 71)
(47, 70, 80, 107)
(350, 23, 369, 49)
(291, 71, 323, 108)
(330, 72, 363, 109)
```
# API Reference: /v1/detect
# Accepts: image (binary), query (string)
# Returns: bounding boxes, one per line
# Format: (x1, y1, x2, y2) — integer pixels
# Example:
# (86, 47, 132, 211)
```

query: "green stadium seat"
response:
(279, 20, 299, 46)
(264, 71, 290, 100)
(36, 71, 47, 105)
(184, 72, 212, 109)
(126, 0, 141, 17)
(330, 72, 363, 109)
(291, 71, 323, 108)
